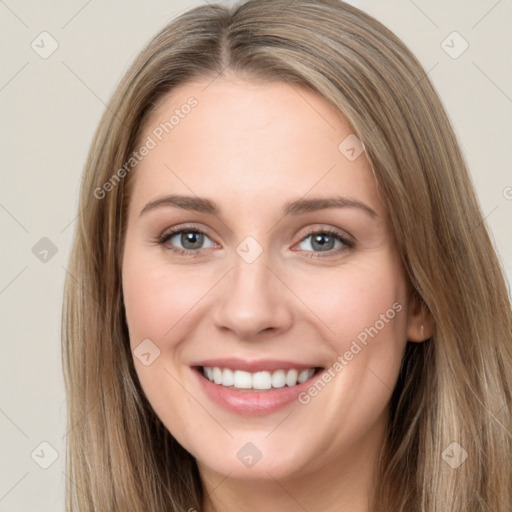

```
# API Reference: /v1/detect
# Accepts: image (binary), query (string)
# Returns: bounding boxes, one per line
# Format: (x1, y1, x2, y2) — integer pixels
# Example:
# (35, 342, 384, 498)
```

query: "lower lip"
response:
(192, 367, 322, 416)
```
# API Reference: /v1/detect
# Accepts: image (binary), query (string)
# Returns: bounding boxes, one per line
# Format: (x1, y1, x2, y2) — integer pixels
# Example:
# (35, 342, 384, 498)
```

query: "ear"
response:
(406, 290, 434, 342)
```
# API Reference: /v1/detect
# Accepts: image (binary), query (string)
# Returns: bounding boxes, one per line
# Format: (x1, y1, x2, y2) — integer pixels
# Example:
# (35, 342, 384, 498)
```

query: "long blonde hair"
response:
(62, 0, 512, 510)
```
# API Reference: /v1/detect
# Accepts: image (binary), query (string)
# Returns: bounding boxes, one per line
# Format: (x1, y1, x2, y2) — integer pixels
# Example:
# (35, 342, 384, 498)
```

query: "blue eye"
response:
(158, 227, 216, 255)
(296, 229, 355, 257)
(156, 226, 355, 257)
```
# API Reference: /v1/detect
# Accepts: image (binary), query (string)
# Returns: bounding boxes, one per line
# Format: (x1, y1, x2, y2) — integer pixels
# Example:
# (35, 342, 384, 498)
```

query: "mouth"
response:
(195, 365, 324, 392)
(190, 358, 327, 415)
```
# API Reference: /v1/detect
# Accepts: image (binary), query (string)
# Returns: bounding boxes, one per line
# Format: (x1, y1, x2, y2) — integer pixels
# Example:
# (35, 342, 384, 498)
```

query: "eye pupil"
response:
(312, 233, 335, 251)
(182, 231, 203, 249)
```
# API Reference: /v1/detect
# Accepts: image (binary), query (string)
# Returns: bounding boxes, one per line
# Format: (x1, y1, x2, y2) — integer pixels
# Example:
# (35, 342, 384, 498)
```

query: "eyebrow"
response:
(139, 194, 377, 219)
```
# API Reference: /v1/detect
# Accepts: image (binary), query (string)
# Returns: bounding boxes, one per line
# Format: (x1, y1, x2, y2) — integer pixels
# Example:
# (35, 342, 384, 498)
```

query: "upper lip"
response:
(191, 358, 323, 373)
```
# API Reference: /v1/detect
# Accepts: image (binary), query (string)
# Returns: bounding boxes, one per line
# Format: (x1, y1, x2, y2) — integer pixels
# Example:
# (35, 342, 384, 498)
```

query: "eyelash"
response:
(155, 224, 355, 259)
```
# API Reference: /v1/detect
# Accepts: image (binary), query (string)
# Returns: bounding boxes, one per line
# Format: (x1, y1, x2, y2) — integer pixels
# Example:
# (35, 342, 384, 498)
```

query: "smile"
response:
(191, 359, 326, 416)
(202, 366, 317, 390)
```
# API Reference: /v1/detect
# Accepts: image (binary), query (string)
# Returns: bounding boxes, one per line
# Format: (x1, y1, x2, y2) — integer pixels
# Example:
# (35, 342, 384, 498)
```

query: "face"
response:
(122, 75, 425, 484)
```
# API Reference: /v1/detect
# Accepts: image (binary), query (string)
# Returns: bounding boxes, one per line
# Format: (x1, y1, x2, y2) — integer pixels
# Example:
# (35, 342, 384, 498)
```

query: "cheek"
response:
(277, 259, 408, 464)
(289, 255, 408, 414)
(292, 256, 408, 347)
(122, 251, 206, 344)
(122, 249, 209, 444)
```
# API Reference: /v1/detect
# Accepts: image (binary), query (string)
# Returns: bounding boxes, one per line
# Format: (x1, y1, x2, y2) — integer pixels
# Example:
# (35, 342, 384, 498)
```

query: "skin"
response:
(121, 74, 431, 512)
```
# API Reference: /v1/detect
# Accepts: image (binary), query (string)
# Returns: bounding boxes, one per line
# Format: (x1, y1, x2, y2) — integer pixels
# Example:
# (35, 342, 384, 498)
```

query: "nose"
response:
(212, 255, 294, 341)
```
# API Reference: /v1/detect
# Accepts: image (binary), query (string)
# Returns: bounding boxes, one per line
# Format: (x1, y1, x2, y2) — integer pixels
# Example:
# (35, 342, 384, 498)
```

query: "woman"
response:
(61, 0, 512, 510)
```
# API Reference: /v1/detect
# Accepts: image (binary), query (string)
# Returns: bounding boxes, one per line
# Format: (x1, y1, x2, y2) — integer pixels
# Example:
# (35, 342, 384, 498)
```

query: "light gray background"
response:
(1, 1, 510, 510)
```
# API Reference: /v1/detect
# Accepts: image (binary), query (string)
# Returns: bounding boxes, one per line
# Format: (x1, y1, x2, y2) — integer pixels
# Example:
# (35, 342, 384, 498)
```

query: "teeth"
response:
(271, 369, 286, 388)
(252, 371, 271, 390)
(298, 369, 311, 384)
(233, 370, 252, 389)
(202, 366, 316, 389)
(212, 367, 222, 384)
(286, 369, 298, 387)
(222, 368, 234, 386)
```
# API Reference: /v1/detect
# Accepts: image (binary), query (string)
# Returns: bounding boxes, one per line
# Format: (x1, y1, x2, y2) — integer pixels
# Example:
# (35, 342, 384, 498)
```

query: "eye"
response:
(157, 226, 216, 255)
(156, 225, 355, 258)
(295, 228, 355, 257)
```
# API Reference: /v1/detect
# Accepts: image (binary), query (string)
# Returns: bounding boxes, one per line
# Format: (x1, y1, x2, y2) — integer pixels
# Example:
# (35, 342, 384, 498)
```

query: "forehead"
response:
(129, 77, 382, 217)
